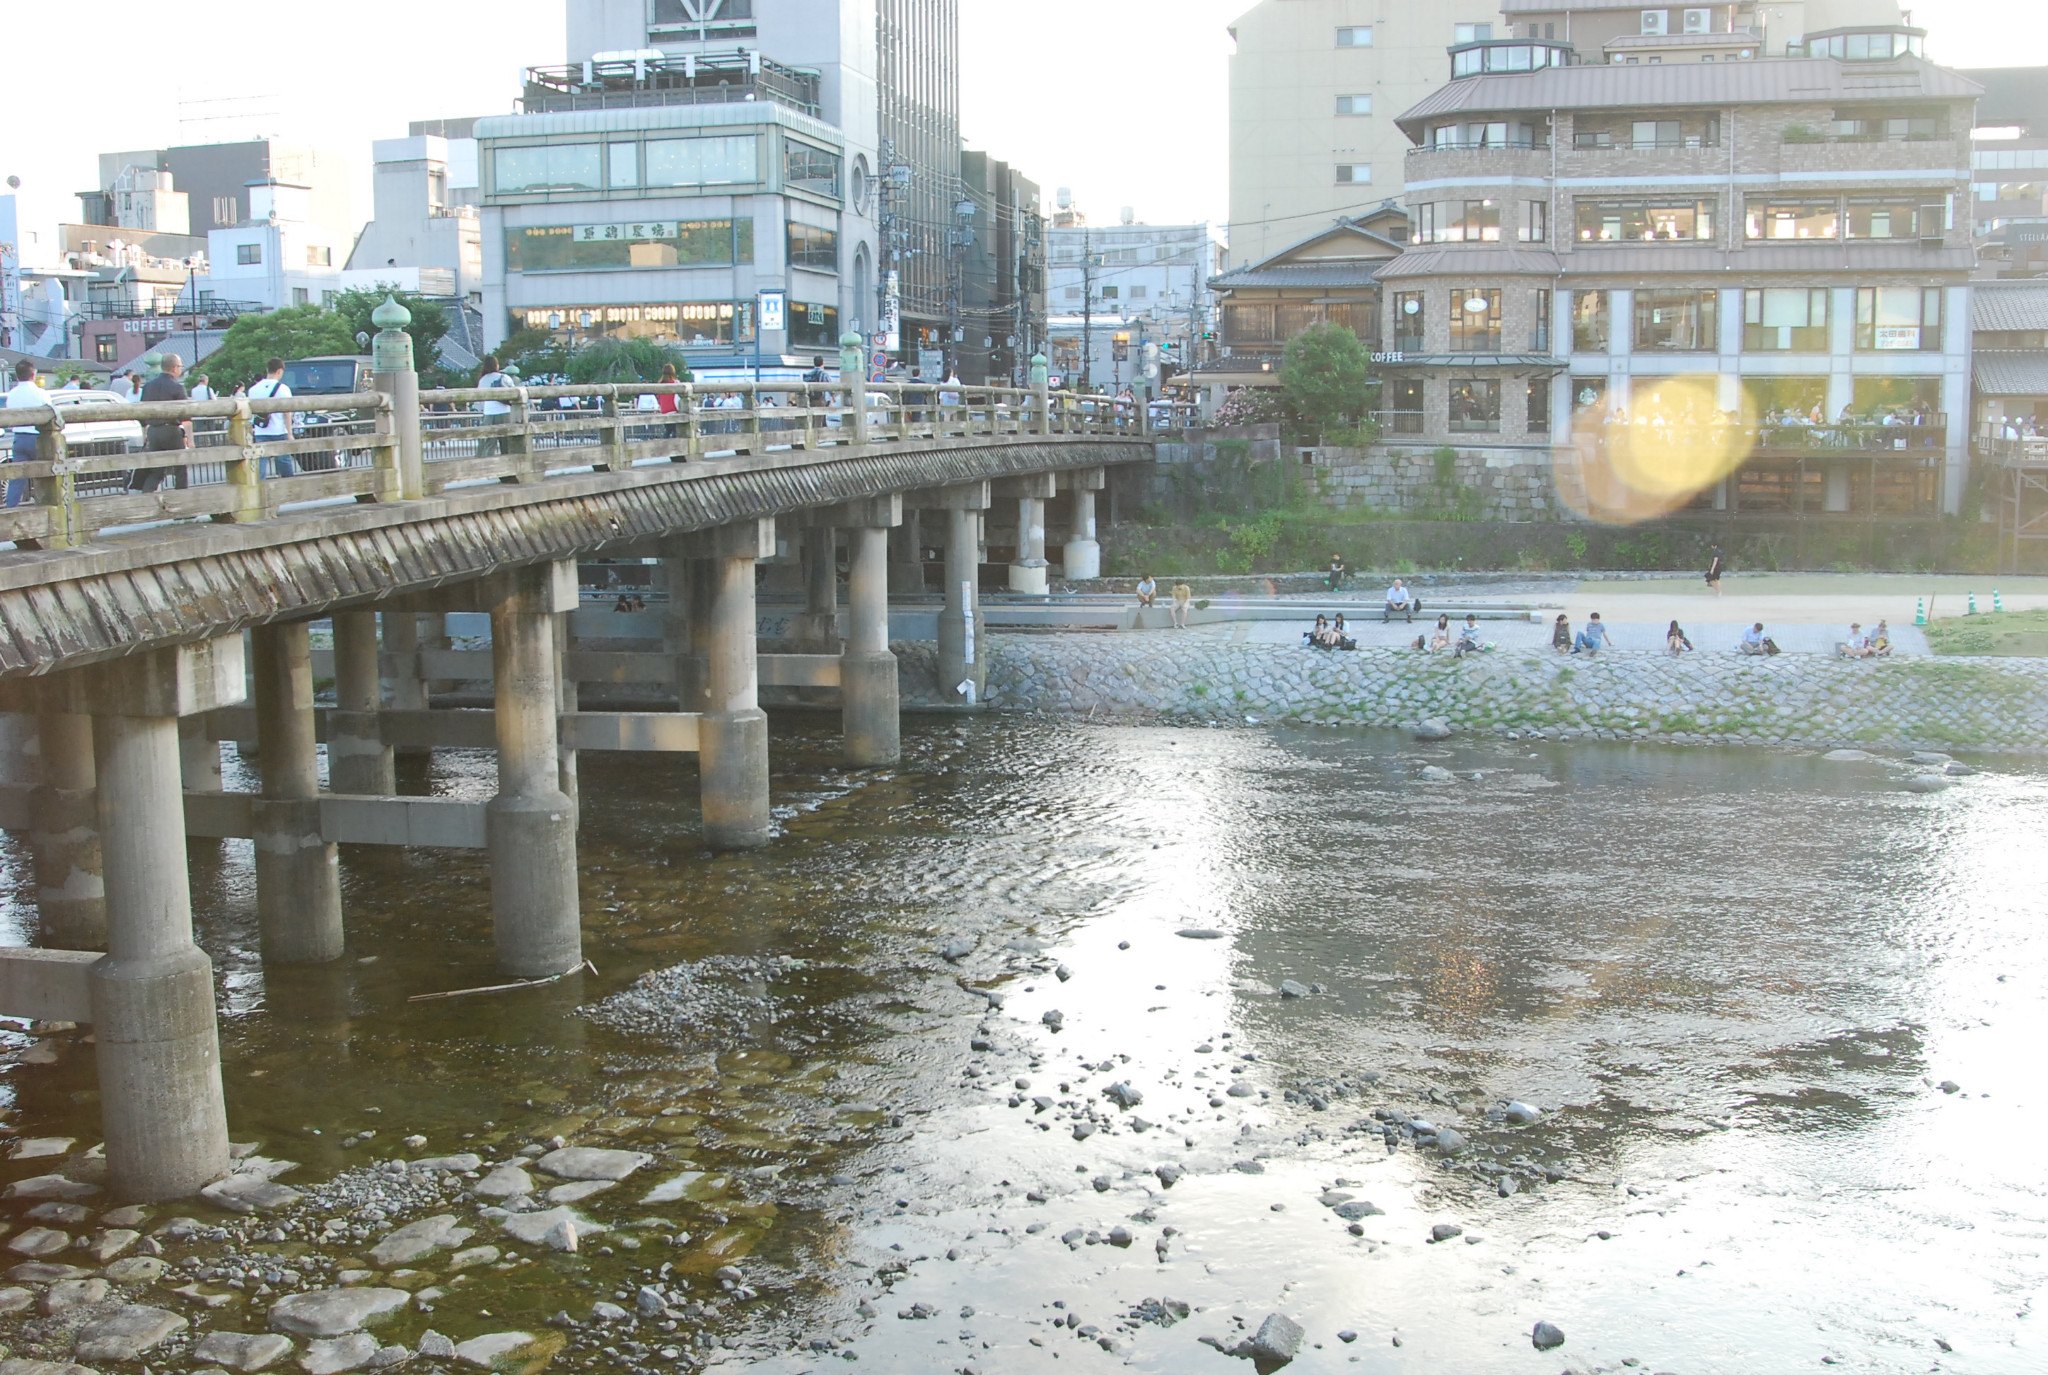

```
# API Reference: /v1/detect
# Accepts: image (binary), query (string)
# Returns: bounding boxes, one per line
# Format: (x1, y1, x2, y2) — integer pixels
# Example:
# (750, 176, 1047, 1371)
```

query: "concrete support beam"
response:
(1063, 468, 1105, 581)
(183, 792, 489, 849)
(0, 948, 99, 1023)
(662, 551, 713, 714)
(890, 510, 926, 595)
(91, 700, 231, 1202)
(329, 612, 395, 797)
(843, 523, 901, 765)
(31, 714, 105, 949)
(251, 623, 344, 965)
(487, 562, 581, 977)
(679, 520, 774, 850)
(383, 611, 429, 761)
(179, 727, 223, 795)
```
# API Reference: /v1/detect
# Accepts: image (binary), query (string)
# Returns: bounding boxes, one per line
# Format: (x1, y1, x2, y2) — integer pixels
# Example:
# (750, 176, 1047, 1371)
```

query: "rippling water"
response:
(0, 718, 2042, 1372)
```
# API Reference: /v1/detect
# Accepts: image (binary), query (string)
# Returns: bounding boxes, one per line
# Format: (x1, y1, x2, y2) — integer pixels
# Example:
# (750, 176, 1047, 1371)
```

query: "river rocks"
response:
(415, 1332, 457, 1360)
(1041, 1010, 1064, 1030)
(103, 1257, 166, 1284)
(1435, 1127, 1469, 1153)
(0, 1287, 31, 1315)
(533, 1148, 651, 1181)
(9, 1138, 75, 1161)
(1414, 719, 1453, 741)
(9, 1264, 90, 1284)
(1823, 749, 1874, 762)
(937, 938, 977, 962)
(1242, 1313, 1304, 1365)
(0, 1362, 102, 1375)
(1907, 751, 1952, 766)
(498, 1207, 607, 1250)
(407, 1155, 482, 1174)
(1502, 1100, 1542, 1125)
(7, 1227, 69, 1257)
(1417, 765, 1456, 783)
(1332, 1201, 1383, 1221)
(473, 1167, 533, 1200)
(83, 1229, 138, 1263)
(1531, 1320, 1566, 1350)
(4, 1176, 98, 1201)
(1902, 774, 1951, 793)
(74, 1304, 186, 1362)
(1104, 1082, 1143, 1109)
(1176, 929, 1226, 940)
(1430, 1224, 1463, 1242)
(42, 1279, 110, 1315)
(1279, 980, 1312, 998)
(543, 1180, 614, 1206)
(269, 1288, 410, 1338)
(201, 1175, 302, 1214)
(1945, 761, 1977, 776)
(301, 1333, 379, 1375)
(192, 1331, 296, 1372)
(365, 1216, 473, 1267)
(1155, 1165, 1184, 1188)
(453, 1332, 541, 1368)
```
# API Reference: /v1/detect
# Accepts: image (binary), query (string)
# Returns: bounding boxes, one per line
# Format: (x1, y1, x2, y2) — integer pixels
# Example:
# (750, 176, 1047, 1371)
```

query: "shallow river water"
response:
(1, 717, 2043, 1374)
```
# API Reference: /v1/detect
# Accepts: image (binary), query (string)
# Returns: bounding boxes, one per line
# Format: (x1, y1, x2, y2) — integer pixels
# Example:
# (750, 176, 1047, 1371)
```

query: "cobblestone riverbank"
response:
(900, 637, 2048, 751)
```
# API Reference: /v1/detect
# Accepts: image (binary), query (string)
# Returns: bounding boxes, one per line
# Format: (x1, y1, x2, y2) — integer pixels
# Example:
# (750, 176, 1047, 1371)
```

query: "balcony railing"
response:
(521, 53, 822, 119)
(1410, 140, 1547, 154)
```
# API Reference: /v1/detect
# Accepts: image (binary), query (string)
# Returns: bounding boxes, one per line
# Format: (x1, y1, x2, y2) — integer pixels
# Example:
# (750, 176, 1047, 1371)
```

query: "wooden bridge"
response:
(0, 327, 1151, 1203)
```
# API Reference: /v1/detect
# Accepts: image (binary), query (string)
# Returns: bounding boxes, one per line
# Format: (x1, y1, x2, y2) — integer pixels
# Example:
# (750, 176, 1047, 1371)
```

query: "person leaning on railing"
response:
(4, 360, 50, 508)
(248, 358, 299, 477)
(127, 354, 193, 493)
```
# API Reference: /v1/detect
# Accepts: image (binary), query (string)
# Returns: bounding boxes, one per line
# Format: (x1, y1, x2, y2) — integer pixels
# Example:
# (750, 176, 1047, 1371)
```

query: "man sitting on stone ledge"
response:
(1739, 622, 1780, 656)
(1573, 612, 1612, 655)
(1135, 575, 1158, 608)
(1384, 578, 1417, 623)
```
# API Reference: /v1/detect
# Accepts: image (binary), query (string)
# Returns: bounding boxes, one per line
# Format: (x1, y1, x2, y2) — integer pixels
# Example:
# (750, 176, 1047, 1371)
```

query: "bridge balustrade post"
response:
(840, 496, 903, 765)
(933, 483, 991, 704)
(596, 385, 623, 473)
(369, 296, 425, 500)
(219, 400, 267, 524)
(251, 622, 344, 964)
(64, 638, 240, 1202)
(31, 417, 79, 549)
(684, 520, 775, 850)
(1063, 468, 1105, 580)
(329, 612, 395, 796)
(840, 333, 869, 446)
(31, 713, 105, 949)
(487, 561, 582, 975)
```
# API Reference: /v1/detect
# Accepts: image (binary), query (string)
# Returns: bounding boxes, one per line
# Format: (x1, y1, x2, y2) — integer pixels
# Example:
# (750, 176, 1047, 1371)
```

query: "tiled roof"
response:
(1973, 281, 2048, 332)
(1374, 243, 1975, 278)
(1972, 350, 2048, 395)
(1209, 262, 1387, 290)
(1396, 57, 1982, 136)
(1374, 247, 1564, 278)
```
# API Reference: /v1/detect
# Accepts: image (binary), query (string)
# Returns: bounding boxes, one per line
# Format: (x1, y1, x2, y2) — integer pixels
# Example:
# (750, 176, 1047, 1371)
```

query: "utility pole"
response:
(1080, 225, 1094, 393)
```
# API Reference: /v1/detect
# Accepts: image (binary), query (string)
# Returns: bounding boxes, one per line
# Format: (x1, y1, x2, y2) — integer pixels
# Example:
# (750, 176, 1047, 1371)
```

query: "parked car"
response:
(46, 391, 145, 456)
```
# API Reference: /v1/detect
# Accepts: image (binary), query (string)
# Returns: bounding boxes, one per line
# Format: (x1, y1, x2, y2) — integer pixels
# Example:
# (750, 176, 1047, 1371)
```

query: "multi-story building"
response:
(1498, 0, 1905, 61)
(1046, 215, 1227, 391)
(955, 150, 1045, 385)
(1227, 0, 1472, 268)
(1377, 25, 1980, 514)
(478, 0, 972, 376)
(188, 181, 349, 314)
(1957, 65, 2048, 274)
(80, 142, 357, 243)
(345, 133, 485, 302)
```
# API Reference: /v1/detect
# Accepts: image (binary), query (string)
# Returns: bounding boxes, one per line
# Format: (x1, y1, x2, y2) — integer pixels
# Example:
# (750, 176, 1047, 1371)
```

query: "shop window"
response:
(505, 219, 753, 271)
(1449, 378, 1501, 432)
(1387, 378, 1424, 433)
(494, 143, 603, 194)
(1745, 199, 1839, 240)
(1633, 289, 1717, 351)
(1845, 197, 1940, 238)
(790, 300, 839, 348)
(1571, 291, 1609, 351)
(1393, 292, 1424, 351)
(1575, 199, 1715, 241)
(1743, 288, 1829, 350)
(784, 141, 842, 197)
(1855, 287, 1942, 350)
(788, 222, 838, 272)
(94, 335, 118, 363)
(1452, 200, 1500, 242)
(1526, 378, 1551, 433)
(1531, 290, 1551, 351)
(1519, 200, 1547, 242)
(1450, 288, 1502, 352)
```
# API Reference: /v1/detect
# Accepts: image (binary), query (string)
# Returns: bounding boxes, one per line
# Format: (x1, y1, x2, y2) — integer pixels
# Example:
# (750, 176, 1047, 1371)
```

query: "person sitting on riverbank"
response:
(1136, 575, 1158, 608)
(1429, 613, 1451, 654)
(1325, 553, 1348, 591)
(1573, 613, 1612, 655)
(1838, 623, 1874, 659)
(1384, 579, 1417, 623)
(1552, 614, 1572, 653)
(1870, 619, 1894, 657)
(1667, 619, 1695, 655)
(1453, 614, 1484, 658)
(1304, 614, 1331, 648)
(1739, 622, 1780, 656)
(1331, 613, 1356, 649)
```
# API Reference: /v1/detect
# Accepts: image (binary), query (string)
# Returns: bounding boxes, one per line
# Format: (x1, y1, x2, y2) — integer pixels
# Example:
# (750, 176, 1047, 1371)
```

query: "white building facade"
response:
(189, 182, 348, 313)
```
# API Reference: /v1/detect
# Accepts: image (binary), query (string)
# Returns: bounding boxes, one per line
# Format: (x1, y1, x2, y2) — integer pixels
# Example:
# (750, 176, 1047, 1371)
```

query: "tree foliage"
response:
(561, 337, 694, 385)
(329, 287, 454, 384)
(1279, 323, 1375, 441)
(199, 306, 356, 390)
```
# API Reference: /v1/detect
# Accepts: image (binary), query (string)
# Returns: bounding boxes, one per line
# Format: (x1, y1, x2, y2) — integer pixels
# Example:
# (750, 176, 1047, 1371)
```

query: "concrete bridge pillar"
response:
(382, 612, 429, 763)
(487, 561, 582, 976)
(251, 622, 344, 965)
(79, 639, 239, 1202)
(793, 524, 841, 652)
(31, 713, 105, 949)
(554, 614, 579, 803)
(839, 496, 902, 765)
(932, 483, 990, 704)
(890, 511, 925, 594)
(1063, 468, 1105, 581)
(1006, 473, 1057, 595)
(329, 611, 395, 796)
(661, 548, 713, 713)
(179, 722, 223, 794)
(688, 519, 775, 850)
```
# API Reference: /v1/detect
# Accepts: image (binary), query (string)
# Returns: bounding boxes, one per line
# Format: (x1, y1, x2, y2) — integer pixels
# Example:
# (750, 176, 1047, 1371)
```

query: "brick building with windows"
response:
(1378, 27, 1980, 514)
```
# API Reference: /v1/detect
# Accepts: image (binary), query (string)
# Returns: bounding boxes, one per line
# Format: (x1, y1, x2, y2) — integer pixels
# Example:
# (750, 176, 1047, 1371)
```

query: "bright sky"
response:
(4, 0, 2046, 258)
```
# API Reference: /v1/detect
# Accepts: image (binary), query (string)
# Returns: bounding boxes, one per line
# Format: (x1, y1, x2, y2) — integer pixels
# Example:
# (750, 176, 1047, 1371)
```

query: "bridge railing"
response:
(0, 378, 1138, 549)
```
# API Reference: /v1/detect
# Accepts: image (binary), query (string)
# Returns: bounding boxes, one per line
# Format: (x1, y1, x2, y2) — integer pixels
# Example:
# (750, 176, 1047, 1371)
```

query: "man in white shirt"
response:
(247, 357, 298, 477)
(187, 373, 215, 402)
(108, 371, 136, 401)
(4, 361, 50, 508)
(1383, 578, 1416, 623)
(475, 354, 515, 455)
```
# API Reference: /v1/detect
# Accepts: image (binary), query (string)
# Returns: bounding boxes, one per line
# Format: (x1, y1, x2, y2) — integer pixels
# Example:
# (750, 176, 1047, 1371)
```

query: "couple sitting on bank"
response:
(1422, 613, 1484, 657)
(1550, 612, 1614, 655)
(1838, 620, 1893, 658)
(1305, 614, 1357, 650)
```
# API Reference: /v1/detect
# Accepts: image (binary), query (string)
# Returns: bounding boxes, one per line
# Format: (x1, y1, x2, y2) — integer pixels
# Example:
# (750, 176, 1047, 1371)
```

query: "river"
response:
(1, 718, 2042, 1373)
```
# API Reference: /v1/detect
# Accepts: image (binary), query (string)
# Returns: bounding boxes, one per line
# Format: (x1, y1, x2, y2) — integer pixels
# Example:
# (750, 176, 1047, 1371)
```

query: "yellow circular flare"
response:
(1557, 377, 1757, 524)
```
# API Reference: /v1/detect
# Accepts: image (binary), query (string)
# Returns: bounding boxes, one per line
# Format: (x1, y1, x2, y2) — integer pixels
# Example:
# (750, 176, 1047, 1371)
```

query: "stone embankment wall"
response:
(898, 638, 2048, 750)
(1306, 444, 1559, 521)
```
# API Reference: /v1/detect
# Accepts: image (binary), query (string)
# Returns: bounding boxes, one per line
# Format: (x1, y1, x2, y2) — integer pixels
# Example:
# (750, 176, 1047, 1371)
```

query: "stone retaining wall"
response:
(1307, 444, 1560, 521)
(898, 637, 2048, 750)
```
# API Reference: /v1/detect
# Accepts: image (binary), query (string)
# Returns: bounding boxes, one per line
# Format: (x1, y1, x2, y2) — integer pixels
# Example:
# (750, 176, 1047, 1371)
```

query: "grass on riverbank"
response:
(1925, 608, 2048, 656)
